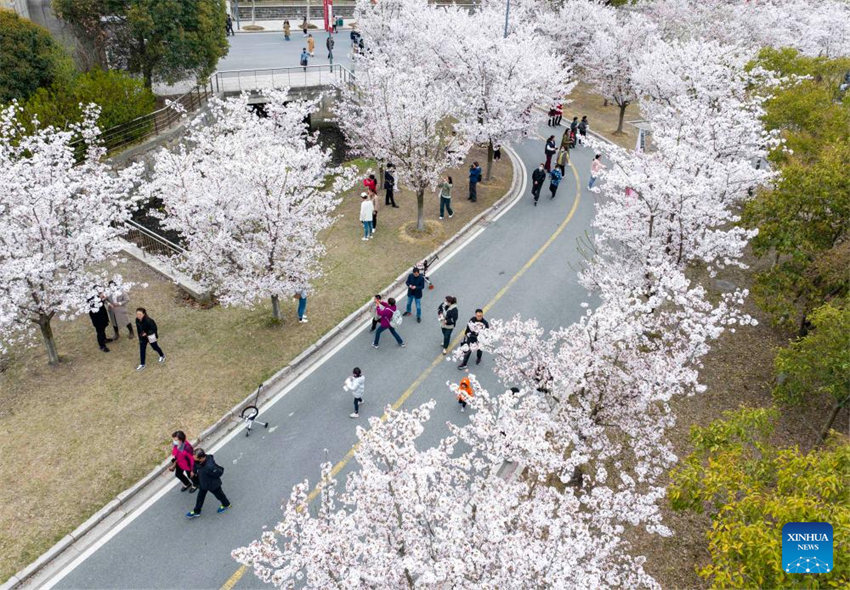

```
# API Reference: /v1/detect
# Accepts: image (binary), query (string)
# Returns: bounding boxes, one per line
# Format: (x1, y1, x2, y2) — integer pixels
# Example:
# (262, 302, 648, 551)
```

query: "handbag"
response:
(147, 334, 157, 343)
(211, 464, 224, 477)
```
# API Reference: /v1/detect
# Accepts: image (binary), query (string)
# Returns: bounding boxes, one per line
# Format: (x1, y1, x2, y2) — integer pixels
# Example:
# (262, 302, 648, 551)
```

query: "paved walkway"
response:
(34, 35, 598, 589)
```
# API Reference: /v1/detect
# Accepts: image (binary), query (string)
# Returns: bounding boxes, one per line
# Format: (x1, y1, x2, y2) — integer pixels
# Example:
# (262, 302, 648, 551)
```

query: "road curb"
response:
(8, 145, 524, 590)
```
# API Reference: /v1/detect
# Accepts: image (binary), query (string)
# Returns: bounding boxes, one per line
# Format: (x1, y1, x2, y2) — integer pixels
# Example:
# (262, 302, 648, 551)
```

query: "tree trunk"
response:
(818, 396, 848, 444)
(143, 66, 153, 90)
(486, 140, 494, 182)
(416, 187, 426, 231)
(271, 295, 281, 321)
(615, 103, 628, 135)
(38, 313, 59, 365)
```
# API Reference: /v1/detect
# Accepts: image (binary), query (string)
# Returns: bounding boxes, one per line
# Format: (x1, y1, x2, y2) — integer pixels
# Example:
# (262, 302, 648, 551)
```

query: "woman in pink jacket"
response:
(168, 430, 198, 493)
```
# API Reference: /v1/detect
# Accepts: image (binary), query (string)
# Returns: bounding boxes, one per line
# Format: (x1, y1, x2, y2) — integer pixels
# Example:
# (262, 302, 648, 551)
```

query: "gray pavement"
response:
(218, 30, 354, 72)
(44, 39, 598, 586)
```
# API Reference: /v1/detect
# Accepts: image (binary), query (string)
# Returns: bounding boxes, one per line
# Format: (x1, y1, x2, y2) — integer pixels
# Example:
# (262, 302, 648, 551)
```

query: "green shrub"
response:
(0, 9, 74, 104)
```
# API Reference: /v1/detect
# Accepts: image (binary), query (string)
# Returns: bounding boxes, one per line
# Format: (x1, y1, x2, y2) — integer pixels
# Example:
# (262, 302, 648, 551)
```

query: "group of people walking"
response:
(88, 288, 166, 370)
(532, 111, 604, 203)
(167, 430, 232, 519)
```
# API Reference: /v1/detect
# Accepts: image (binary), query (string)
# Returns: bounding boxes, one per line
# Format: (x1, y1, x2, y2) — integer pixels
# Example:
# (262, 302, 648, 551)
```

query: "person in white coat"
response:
(359, 192, 374, 240)
(343, 367, 366, 417)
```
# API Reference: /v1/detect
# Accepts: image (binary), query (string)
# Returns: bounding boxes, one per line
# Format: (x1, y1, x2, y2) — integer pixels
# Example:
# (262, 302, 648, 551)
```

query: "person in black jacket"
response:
(384, 164, 397, 207)
(88, 293, 112, 352)
(185, 449, 231, 518)
(458, 309, 489, 370)
(135, 307, 165, 371)
(531, 164, 547, 205)
(437, 296, 458, 354)
(403, 267, 425, 322)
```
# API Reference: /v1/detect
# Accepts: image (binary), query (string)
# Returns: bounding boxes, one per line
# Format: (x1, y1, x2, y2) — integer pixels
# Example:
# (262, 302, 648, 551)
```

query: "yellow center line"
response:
(221, 163, 582, 590)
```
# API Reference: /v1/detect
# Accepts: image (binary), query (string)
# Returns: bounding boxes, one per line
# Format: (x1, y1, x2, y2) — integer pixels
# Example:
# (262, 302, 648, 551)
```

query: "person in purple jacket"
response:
(372, 297, 405, 349)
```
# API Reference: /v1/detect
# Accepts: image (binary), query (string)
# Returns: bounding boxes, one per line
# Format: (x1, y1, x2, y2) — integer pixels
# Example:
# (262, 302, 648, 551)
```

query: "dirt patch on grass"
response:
(629, 256, 849, 589)
(0, 146, 512, 582)
(398, 220, 444, 243)
(565, 82, 642, 150)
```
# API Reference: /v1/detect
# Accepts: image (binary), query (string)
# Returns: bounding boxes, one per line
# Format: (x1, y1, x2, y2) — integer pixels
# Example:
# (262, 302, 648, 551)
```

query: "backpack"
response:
(390, 308, 403, 328)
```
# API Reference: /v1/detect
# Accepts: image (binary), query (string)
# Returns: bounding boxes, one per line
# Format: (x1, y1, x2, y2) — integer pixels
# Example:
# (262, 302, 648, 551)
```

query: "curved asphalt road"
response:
(44, 35, 599, 590)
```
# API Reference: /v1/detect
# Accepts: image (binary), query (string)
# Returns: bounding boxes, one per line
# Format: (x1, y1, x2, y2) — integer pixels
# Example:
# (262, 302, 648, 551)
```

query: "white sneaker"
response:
(449, 213, 453, 218)
(439, 216, 444, 220)
(372, 228, 376, 233)
(362, 237, 368, 241)
(300, 317, 308, 323)
(349, 412, 359, 418)
(158, 356, 166, 364)
(136, 364, 145, 371)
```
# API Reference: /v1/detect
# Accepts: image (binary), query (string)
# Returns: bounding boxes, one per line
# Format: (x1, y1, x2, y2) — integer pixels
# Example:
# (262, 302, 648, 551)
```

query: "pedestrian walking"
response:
(467, 161, 482, 202)
(438, 295, 458, 354)
(370, 189, 379, 233)
(88, 293, 111, 352)
(403, 267, 425, 322)
(384, 165, 397, 207)
(326, 34, 334, 65)
(437, 175, 453, 219)
(369, 294, 383, 332)
(554, 103, 563, 126)
(555, 147, 568, 176)
(283, 20, 291, 40)
(457, 309, 489, 370)
(544, 135, 557, 171)
(560, 129, 572, 151)
(106, 282, 133, 340)
(307, 33, 315, 56)
(531, 164, 546, 205)
(548, 104, 558, 127)
(302, 16, 308, 36)
(359, 192, 374, 240)
(549, 167, 563, 199)
(578, 115, 588, 143)
(588, 154, 605, 190)
(300, 48, 309, 71)
(570, 116, 579, 137)
(493, 143, 501, 161)
(185, 449, 231, 519)
(373, 297, 405, 348)
(343, 367, 365, 418)
(226, 14, 234, 36)
(295, 288, 308, 323)
(168, 430, 198, 493)
(135, 307, 165, 371)
(457, 376, 474, 412)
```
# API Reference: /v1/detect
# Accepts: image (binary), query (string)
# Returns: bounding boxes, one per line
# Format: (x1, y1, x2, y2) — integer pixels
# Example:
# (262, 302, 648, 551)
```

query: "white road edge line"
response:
(42, 149, 529, 590)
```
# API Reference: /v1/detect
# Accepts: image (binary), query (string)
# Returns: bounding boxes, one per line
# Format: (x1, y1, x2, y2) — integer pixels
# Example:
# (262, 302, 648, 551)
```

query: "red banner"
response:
(323, 0, 334, 32)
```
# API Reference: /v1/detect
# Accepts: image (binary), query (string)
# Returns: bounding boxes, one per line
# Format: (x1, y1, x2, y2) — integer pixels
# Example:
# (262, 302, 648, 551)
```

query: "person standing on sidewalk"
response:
(359, 192, 374, 240)
(283, 20, 291, 40)
(588, 154, 606, 190)
(370, 189, 379, 234)
(403, 267, 425, 322)
(468, 161, 482, 202)
(531, 164, 546, 205)
(549, 167, 563, 199)
(544, 135, 557, 171)
(438, 295, 458, 354)
(437, 175, 453, 219)
(168, 430, 197, 493)
(384, 164, 397, 207)
(373, 297, 405, 348)
(89, 293, 111, 353)
(295, 288, 308, 323)
(185, 449, 231, 519)
(458, 309, 489, 370)
(343, 367, 366, 418)
(135, 307, 165, 370)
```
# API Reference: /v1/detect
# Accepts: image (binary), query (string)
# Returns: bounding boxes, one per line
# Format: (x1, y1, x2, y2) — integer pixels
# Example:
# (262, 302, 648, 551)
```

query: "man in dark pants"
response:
(403, 267, 425, 322)
(186, 449, 231, 518)
(468, 161, 482, 202)
(384, 165, 397, 207)
(458, 309, 489, 370)
(88, 294, 111, 352)
(531, 164, 547, 205)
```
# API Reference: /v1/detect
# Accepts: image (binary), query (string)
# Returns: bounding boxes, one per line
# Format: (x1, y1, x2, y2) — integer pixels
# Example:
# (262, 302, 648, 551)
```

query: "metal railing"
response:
(211, 64, 354, 95)
(124, 220, 185, 258)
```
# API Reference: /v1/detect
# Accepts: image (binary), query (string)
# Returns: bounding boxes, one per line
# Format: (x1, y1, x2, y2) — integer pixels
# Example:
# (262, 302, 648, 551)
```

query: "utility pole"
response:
(504, 0, 510, 38)
(234, 0, 241, 30)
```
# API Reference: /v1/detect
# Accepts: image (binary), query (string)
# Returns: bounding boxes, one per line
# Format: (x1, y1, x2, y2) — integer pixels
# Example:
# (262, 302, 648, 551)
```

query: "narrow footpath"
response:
(42, 119, 598, 590)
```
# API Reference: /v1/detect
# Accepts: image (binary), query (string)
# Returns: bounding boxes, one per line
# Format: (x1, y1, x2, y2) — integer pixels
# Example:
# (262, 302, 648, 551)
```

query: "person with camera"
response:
(437, 295, 458, 354)
(185, 449, 231, 519)
(458, 309, 489, 370)
(403, 267, 425, 322)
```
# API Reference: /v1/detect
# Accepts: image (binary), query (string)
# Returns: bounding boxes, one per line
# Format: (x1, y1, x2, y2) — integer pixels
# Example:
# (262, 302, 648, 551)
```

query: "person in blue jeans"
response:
(403, 267, 425, 322)
(296, 288, 308, 323)
(549, 168, 563, 199)
(438, 175, 453, 219)
(373, 298, 405, 348)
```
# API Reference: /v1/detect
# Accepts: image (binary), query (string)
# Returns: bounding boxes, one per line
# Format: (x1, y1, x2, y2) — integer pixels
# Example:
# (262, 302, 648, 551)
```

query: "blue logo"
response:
(782, 522, 833, 574)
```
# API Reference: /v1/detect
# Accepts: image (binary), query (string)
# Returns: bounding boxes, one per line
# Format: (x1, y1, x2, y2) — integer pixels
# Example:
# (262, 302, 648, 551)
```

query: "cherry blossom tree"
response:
(0, 103, 142, 364)
(581, 12, 658, 135)
(146, 90, 355, 321)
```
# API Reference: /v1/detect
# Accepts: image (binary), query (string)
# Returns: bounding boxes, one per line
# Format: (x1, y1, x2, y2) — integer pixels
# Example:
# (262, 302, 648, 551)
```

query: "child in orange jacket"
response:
(457, 376, 474, 412)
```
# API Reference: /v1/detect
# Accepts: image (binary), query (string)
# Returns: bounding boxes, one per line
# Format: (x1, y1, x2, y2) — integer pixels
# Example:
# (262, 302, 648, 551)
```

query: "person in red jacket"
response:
(168, 430, 197, 492)
(372, 297, 405, 349)
(363, 174, 377, 195)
